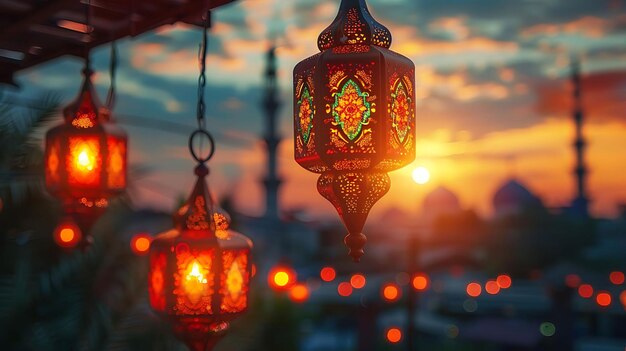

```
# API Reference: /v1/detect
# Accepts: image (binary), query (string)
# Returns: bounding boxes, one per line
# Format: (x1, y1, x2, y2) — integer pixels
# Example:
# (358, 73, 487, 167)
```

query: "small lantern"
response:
(293, 0, 416, 261)
(148, 163, 253, 351)
(45, 63, 127, 215)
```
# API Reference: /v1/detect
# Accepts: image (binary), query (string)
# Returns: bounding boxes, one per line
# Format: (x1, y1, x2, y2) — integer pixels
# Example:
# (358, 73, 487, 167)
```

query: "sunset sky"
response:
(9, 0, 626, 220)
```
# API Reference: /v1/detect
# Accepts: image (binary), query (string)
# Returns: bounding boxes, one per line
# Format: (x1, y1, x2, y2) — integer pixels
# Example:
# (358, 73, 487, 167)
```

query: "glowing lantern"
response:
(148, 163, 253, 351)
(386, 327, 402, 343)
(45, 63, 127, 217)
(293, 0, 416, 261)
(320, 266, 337, 282)
(412, 273, 429, 291)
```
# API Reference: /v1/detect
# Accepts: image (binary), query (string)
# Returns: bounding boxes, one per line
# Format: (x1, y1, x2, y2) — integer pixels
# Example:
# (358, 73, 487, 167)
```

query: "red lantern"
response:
(45, 63, 127, 217)
(293, 0, 416, 261)
(148, 164, 253, 351)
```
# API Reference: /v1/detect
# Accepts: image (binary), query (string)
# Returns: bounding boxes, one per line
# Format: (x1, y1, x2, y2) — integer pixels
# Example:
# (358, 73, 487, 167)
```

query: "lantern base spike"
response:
(344, 232, 367, 262)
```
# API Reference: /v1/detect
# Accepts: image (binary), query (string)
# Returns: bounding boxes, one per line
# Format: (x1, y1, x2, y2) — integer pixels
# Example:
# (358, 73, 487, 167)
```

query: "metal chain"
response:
(106, 42, 118, 109)
(189, 10, 215, 164)
(196, 12, 209, 130)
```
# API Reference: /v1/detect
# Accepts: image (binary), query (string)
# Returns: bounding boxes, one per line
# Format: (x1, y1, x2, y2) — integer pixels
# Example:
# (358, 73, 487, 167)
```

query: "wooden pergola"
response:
(0, 0, 237, 86)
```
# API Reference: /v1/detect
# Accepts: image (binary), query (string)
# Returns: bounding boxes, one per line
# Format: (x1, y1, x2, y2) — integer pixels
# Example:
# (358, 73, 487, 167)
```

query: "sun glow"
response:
(412, 166, 430, 185)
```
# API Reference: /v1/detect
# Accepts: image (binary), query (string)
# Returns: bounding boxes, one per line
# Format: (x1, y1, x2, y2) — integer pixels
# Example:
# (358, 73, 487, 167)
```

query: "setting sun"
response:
(412, 166, 431, 185)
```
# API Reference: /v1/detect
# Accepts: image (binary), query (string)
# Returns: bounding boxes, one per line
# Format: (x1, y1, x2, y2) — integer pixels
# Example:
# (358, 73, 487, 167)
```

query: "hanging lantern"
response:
(148, 159, 253, 351)
(293, 0, 416, 261)
(44, 62, 127, 216)
(148, 12, 253, 350)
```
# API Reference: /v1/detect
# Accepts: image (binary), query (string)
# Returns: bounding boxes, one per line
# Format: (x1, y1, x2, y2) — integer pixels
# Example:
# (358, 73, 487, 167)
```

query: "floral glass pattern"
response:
(297, 86, 314, 144)
(333, 79, 371, 141)
(391, 80, 410, 144)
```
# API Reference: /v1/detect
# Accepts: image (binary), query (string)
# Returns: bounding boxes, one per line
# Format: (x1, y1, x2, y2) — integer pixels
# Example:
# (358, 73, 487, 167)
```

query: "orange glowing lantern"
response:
(148, 163, 253, 351)
(293, 0, 416, 261)
(45, 62, 127, 217)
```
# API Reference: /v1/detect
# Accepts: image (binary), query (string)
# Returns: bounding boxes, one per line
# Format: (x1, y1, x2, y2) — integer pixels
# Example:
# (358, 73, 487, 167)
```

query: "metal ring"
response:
(188, 129, 215, 163)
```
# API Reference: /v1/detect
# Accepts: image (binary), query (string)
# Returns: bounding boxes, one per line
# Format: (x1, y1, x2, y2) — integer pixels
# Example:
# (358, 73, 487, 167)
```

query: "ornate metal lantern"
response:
(148, 12, 253, 351)
(44, 61, 127, 216)
(293, 0, 416, 261)
(148, 145, 253, 351)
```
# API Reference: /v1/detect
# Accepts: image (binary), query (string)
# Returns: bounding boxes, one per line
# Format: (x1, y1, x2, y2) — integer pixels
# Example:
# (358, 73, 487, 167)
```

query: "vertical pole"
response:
(406, 233, 418, 350)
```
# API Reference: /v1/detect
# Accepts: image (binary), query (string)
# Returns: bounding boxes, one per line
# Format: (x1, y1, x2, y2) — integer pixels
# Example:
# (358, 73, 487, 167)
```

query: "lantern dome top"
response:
(174, 165, 218, 238)
(63, 65, 103, 128)
(317, 0, 392, 51)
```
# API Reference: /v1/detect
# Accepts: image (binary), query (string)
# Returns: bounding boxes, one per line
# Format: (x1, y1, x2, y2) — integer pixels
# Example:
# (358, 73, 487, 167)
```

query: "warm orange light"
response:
(466, 282, 482, 297)
(251, 264, 257, 278)
(53, 220, 82, 248)
(386, 328, 402, 343)
(596, 291, 612, 307)
(320, 266, 337, 282)
(620, 290, 626, 308)
(382, 283, 401, 302)
(609, 271, 625, 285)
(268, 265, 296, 291)
(338, 282, 353, 297)
(130, 234, 151, 255)
(578, 284, 594, 298)
(274, 272, 290, 287)
(485, 280, 500, 295)
(68, 138, 101, 186)
(350, 274, 366, 289)
(77, 149, 94, 171)
(289, 283, 310, 303)
(412, 273, 429, 291)
(496, 274, 512, 289)
(183, 260, 208, 300)
(565, 274, 581, 288)
(226, 260, 244, 297)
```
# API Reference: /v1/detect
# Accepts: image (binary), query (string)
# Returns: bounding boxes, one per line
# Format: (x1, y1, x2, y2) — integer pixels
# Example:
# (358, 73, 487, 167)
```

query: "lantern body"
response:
(148, 168, 252, 350)
(294, 0, 415, 261)
(45, 72, 127, 212)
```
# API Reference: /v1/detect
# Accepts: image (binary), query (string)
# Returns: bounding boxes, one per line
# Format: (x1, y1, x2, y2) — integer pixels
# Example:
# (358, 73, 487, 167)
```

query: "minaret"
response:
(262, 46, 282, 220)
(571, 59, 589, 217)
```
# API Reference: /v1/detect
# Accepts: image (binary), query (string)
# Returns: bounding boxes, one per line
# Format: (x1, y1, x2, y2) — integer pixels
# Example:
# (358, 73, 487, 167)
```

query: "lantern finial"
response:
(317, 0, 392, 51)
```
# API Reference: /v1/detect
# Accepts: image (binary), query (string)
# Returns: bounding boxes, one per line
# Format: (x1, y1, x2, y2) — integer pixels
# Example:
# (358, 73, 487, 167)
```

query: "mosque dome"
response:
(493, 179, 543, 217)
(423, 186, 461, 219)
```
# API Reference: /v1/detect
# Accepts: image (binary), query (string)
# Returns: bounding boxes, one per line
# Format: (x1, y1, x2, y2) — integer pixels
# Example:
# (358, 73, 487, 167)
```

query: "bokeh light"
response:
(485, 280, 500, 295)
(565, 274, 581, 288)
(268, 265, 296, 291)
(130, 233, 151, 255)
(540, 322, 556, 337)
(496, 274, 512, 289)
(320, 266, 337, 282)
(596, 291, 612, 307)
(386, 328, 402, 343)
(412, 273, 429, 291)
(382, 283, 401, 302)
(350, 274, 367, 289)
(289, 283, 310, 303)
(467, 282, 482, 297)
(609, 271, 625, 285)
(338, 282, 353, 297)
(578, 284, 594, 298)
(53, 219, 82, 249)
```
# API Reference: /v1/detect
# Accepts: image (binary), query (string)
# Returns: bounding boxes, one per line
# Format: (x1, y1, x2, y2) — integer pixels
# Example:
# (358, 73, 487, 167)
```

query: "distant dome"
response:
(493, 179, 543, 217)
(423, 186, 461, 219)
